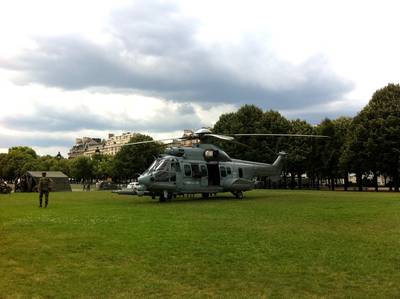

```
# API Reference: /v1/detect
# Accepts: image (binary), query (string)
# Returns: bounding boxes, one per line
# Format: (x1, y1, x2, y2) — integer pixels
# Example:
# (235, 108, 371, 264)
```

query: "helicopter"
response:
(125, 128, 327, 202)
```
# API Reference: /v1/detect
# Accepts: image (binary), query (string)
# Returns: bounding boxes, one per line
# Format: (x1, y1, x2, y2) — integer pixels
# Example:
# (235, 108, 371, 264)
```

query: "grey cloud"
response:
(1, 0, 353, 110)
(284, 104, 360, 124)
(0, 134, 72, 148)
(0, 102, 203, 133)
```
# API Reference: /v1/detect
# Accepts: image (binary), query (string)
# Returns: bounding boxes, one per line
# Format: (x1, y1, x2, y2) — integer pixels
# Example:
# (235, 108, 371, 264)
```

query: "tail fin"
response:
(272, 151, 287, 173)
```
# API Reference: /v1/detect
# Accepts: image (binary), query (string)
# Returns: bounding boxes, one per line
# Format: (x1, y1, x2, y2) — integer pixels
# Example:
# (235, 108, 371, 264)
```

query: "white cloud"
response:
(0, 78, 230, 155)
(1, 0, 400, 155)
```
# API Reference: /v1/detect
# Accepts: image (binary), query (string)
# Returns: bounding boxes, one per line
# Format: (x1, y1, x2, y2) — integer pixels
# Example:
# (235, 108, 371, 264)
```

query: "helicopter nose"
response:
(138, 174, 153, 186)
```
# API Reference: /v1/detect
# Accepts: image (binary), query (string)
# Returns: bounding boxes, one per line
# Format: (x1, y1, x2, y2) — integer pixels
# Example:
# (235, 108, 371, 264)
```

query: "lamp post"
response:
(56, 152, 62, 160)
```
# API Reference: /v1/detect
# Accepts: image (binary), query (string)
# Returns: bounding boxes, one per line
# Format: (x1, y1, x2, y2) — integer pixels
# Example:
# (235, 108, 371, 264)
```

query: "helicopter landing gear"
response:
(202, 193, 209, 199)
(233, 191, 244, 199)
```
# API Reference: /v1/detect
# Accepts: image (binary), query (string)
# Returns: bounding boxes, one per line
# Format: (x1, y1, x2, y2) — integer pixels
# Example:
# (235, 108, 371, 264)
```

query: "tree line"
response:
(0, 83, 399, 190)
(214, 83, 400, 191)
(0, 134, 164, 183)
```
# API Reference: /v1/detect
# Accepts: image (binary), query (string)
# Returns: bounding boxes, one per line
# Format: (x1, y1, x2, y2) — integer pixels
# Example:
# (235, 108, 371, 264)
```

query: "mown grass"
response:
(1, 190, 400, 298)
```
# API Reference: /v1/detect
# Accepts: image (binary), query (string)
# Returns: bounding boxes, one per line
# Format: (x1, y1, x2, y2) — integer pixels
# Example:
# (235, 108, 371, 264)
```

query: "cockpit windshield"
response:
(144, 158, 170, 174)
(142, 158, 179, 182)
(144, 159, 161, 174)
(155, 160, 169, 171)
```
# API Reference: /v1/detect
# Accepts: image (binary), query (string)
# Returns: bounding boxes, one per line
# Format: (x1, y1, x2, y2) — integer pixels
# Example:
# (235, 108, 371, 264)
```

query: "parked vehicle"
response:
(126, 182, 140, 191)
(96, 181, 118, 190)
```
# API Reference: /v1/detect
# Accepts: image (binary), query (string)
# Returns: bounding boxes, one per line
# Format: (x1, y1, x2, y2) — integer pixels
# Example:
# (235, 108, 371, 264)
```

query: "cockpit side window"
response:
(220, 166, 227, 177)
(191, 163, 202, 178)
(171, 161, 181, 172)
(227, 167, 232, 175)
(200, 165, 208, 177)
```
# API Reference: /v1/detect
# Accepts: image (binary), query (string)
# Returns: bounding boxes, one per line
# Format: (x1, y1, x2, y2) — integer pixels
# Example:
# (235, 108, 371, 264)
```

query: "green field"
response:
(1, 190, 400, 298)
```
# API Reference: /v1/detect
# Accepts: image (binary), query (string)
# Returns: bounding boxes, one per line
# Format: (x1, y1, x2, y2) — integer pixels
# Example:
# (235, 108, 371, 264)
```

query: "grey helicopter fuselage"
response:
(137, 143, 286, 200)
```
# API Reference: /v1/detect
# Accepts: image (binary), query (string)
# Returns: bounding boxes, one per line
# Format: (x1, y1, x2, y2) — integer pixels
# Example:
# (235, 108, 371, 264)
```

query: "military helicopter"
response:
(125, 128, 327, 202)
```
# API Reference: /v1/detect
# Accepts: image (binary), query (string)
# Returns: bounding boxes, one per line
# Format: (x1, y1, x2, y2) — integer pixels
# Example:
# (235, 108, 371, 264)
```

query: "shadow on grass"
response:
(132, 194, 258, 205)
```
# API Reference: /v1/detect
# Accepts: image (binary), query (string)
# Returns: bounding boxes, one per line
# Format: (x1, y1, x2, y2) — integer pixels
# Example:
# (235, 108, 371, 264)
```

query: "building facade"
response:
(102, 132, 138, 155)
(68, 130, 200, 159)
(68, 132, 138, 158)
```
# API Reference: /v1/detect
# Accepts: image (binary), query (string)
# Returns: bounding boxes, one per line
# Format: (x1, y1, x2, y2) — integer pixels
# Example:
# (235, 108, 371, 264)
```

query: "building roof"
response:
(27, 171, 69, 178)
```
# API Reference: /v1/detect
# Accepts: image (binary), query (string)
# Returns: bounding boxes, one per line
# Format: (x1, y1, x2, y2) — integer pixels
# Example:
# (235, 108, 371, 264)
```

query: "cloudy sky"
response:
(0, 0, 399, 156)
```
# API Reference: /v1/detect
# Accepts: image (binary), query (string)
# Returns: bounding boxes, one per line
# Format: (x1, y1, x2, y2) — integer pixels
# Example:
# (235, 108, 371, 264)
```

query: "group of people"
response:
(14, 176, 32, 192)
(82, 179, 91, 191)
(0, 178, 11, 194)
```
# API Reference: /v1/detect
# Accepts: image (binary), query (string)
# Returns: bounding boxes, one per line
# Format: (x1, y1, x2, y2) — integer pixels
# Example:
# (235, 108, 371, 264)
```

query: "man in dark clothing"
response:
(38, 172, 53, 208)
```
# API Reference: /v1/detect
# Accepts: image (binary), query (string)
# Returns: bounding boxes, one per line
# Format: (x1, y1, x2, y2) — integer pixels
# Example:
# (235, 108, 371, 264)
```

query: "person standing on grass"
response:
(38, 172, 53, 208)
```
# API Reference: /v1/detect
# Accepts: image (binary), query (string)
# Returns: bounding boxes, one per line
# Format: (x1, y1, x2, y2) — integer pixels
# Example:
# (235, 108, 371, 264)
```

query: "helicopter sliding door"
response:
(207, 162, 220, 186)
(199, 164, 208, 188)
(181, 162, 207, 192)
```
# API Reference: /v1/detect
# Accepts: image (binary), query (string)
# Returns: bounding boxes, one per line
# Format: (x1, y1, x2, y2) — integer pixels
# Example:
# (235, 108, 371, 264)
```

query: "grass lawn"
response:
(1, 190, 400, 298)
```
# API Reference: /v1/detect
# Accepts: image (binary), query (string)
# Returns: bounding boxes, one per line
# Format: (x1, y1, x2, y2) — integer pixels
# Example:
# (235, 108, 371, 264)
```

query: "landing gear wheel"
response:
(202, 193, 209, 199)
(234, 191, 244, 199)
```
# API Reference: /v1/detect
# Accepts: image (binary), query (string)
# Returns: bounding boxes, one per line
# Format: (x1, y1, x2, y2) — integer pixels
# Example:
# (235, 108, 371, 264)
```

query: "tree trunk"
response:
(344, 172, 349, 191)
(290, 173, 295, 189)
(356, 171, 363, 191)
(331, 177, 335, 191)
(394, 171, 399, 192)
(373, 172, 378, 192)
(283, 171, 287, 189)
(316, 176, 320, 190)
(298, 172, 302, 189)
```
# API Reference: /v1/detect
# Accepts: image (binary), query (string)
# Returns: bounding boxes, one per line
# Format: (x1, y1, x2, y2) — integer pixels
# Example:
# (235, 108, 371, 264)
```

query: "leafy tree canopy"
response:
(112, 134, 165, 179)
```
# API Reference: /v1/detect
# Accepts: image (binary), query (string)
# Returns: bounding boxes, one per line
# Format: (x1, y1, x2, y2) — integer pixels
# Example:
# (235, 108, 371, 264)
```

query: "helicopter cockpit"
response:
(140, 157, 180, 183)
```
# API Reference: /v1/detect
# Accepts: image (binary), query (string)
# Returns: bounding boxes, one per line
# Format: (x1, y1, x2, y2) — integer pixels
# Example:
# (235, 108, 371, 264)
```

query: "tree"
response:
(364, 84, 400, 191)
(0, 153, 8, 178)
(1, 147, 38, 179)
(286, 119, 314, 189)
(69, 156, 94, 181)
(342, 84, 400, 191)
(213, 105, 290, 164)
(93, 154, 114, 180)
(51, 158, 71, 177)
(112, 134, 165, 180)
(8, 146, 37, 159)
(340, 117, 369, 191)
(213, 105, 264, 160)
(317, 117, 352, 190)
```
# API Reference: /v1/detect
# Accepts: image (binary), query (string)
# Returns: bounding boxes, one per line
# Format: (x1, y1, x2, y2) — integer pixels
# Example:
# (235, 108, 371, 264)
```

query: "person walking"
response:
(38, 172, 53, 208)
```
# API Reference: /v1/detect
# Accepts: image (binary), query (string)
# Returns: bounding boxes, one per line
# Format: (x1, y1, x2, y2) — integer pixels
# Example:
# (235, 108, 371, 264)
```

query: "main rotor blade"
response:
(203, 134, 235, 141)
(124, 137, 184, 146)
(232, 133, 329, 138)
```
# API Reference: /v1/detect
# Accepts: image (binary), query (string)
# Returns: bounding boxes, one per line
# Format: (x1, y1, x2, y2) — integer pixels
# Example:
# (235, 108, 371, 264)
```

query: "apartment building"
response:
(68, 132, 138, 158)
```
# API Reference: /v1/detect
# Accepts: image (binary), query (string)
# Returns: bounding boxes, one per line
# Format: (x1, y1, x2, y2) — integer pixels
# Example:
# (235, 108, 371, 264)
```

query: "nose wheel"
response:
(233, 191, 244, 199)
